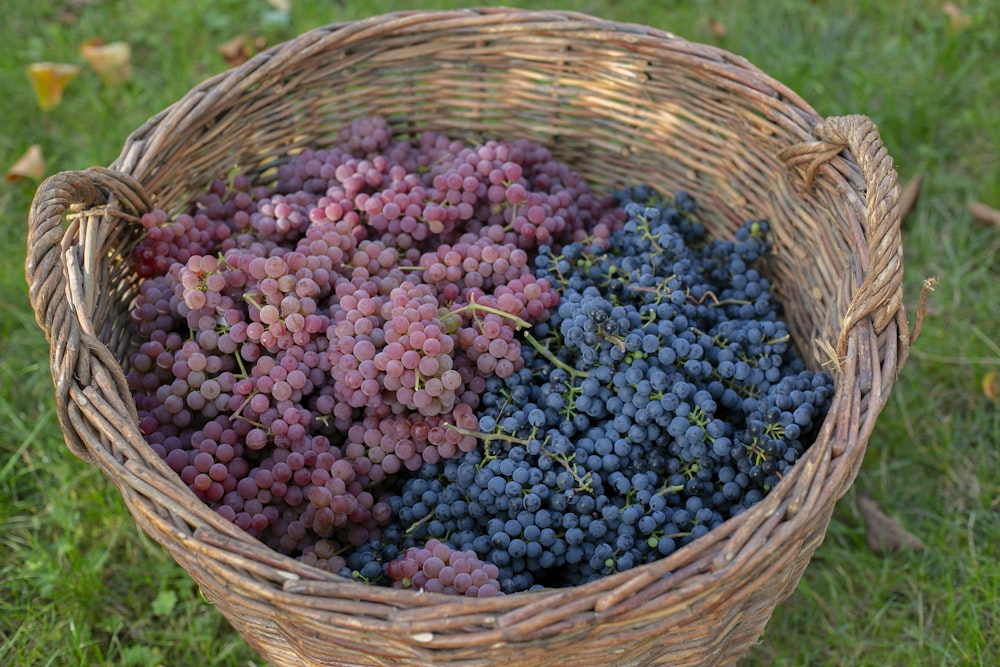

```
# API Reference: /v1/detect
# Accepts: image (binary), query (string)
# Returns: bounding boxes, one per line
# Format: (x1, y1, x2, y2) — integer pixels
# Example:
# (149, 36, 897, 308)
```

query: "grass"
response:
(1, 0, 997, 665)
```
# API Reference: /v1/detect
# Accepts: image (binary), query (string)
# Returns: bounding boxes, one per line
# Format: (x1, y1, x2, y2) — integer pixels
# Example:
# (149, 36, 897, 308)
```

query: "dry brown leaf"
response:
(970, 201, 1000, 229)
(706, 19, 727, 38)
(942, 2, 973, 34)
(858, 493, 924, 555)
(5, 144, 45, 183)
(984, 371, 1000, 404)
(26, 62, 81, 111)
(899, 174, 922, 222)
(218, 34, 259, 67)
(79, 39, 132, 85)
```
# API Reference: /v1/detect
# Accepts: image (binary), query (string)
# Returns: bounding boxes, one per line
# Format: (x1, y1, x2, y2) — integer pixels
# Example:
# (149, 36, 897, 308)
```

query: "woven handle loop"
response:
(26, 167, 151, 332)
(26, 167, 151, 460)
(779, 114, 904, 360)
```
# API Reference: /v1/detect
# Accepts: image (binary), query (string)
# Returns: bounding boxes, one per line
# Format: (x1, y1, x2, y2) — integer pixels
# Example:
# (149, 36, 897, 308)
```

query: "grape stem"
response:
(444, 422, 532, 446)
(447, 293, 531, 330)
(232, 349, 249, 378)
(230, 390, 269, 431)
(541, 446, 595, 493)
(405, 511, 435, 536)
(522, 331, 587, 378)
(243, 292, 264, 313)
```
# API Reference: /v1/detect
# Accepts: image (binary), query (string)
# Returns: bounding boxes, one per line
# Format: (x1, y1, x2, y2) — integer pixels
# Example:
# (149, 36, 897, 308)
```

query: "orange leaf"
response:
(80, 39, 132, 85)
(26, 62, 81, 111)
(5, 144, 46, 183)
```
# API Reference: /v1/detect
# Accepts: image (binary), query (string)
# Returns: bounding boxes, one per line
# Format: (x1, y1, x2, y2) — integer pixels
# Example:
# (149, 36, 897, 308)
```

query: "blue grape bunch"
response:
(354, 187, 835, 593)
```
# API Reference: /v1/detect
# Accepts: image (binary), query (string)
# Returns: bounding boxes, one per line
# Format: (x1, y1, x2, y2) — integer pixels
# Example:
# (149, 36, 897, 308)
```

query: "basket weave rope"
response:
(26, 8, 910, 666)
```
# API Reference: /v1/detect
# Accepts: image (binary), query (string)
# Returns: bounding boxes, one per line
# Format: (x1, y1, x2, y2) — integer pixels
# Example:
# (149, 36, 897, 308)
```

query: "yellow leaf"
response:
(942, 2, 972, 34)
(26, 62, 81, 111)
(5, 144, 45, 183)
(80, 39, 132, 85)
(984, 371, 1000, 404)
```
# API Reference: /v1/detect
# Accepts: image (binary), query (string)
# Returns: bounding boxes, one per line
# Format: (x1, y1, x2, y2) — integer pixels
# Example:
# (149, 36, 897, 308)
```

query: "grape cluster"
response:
(125, 116, 620, 577)
(126, 116, 833, 596)
(382, 539, 504, 597)
(346, 187, 834, 593)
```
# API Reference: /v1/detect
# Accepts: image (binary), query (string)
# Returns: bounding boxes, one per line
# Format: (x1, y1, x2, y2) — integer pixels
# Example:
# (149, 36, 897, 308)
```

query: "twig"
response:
(909, 277, 938, 346)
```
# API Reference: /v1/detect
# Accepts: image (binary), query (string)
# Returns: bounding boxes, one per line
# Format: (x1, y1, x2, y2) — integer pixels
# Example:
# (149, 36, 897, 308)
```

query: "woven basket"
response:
(26, 8, 910, 667)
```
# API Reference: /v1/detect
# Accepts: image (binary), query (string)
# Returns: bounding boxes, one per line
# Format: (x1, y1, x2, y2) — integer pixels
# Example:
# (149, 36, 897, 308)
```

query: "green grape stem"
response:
(447, 293, 532, 331)
(444, 422, 532, 446)
(522, 331, 587, 378)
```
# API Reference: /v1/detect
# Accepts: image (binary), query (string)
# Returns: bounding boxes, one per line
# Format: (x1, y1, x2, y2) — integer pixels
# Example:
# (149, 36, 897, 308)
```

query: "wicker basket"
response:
(26, 8, 910, 667)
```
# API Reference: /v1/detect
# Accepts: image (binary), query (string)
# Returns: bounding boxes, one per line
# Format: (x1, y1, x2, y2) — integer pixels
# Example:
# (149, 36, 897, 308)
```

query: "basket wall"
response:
(26, 8, 908, 667)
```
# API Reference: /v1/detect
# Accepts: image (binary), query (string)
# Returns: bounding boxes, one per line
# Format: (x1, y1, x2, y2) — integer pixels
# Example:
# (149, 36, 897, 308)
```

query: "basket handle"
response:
(26, 167, 151, 336)
(26, 167, 151, 460)
(778, 114, 904, 360)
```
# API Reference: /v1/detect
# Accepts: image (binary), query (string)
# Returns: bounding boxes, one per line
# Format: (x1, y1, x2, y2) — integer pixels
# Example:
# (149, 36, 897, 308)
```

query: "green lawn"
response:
(1, 1, 997, 665)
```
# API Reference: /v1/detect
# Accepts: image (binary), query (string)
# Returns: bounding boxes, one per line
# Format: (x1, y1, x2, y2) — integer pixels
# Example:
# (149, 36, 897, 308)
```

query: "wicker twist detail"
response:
(777, 115, 904, 360)
(26, 167, 151, 460)
(24, 9, 910, 666)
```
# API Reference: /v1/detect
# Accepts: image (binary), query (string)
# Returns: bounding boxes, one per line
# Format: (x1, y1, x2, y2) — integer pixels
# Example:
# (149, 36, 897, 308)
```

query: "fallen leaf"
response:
(858, 492, 924, 555)
(26, 62, 81, 111)
(218, 35, 267, 67)
(218, 34, 253, 67)
(706, 19, 727, 38)
(5, 144, 45, 183)
(899, 174, 922, 223)
(984, 371, 1000, 404)
(970, 201, 1000, 229)
(79, 39, 132, 85)
(942, 2, 972, 34)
